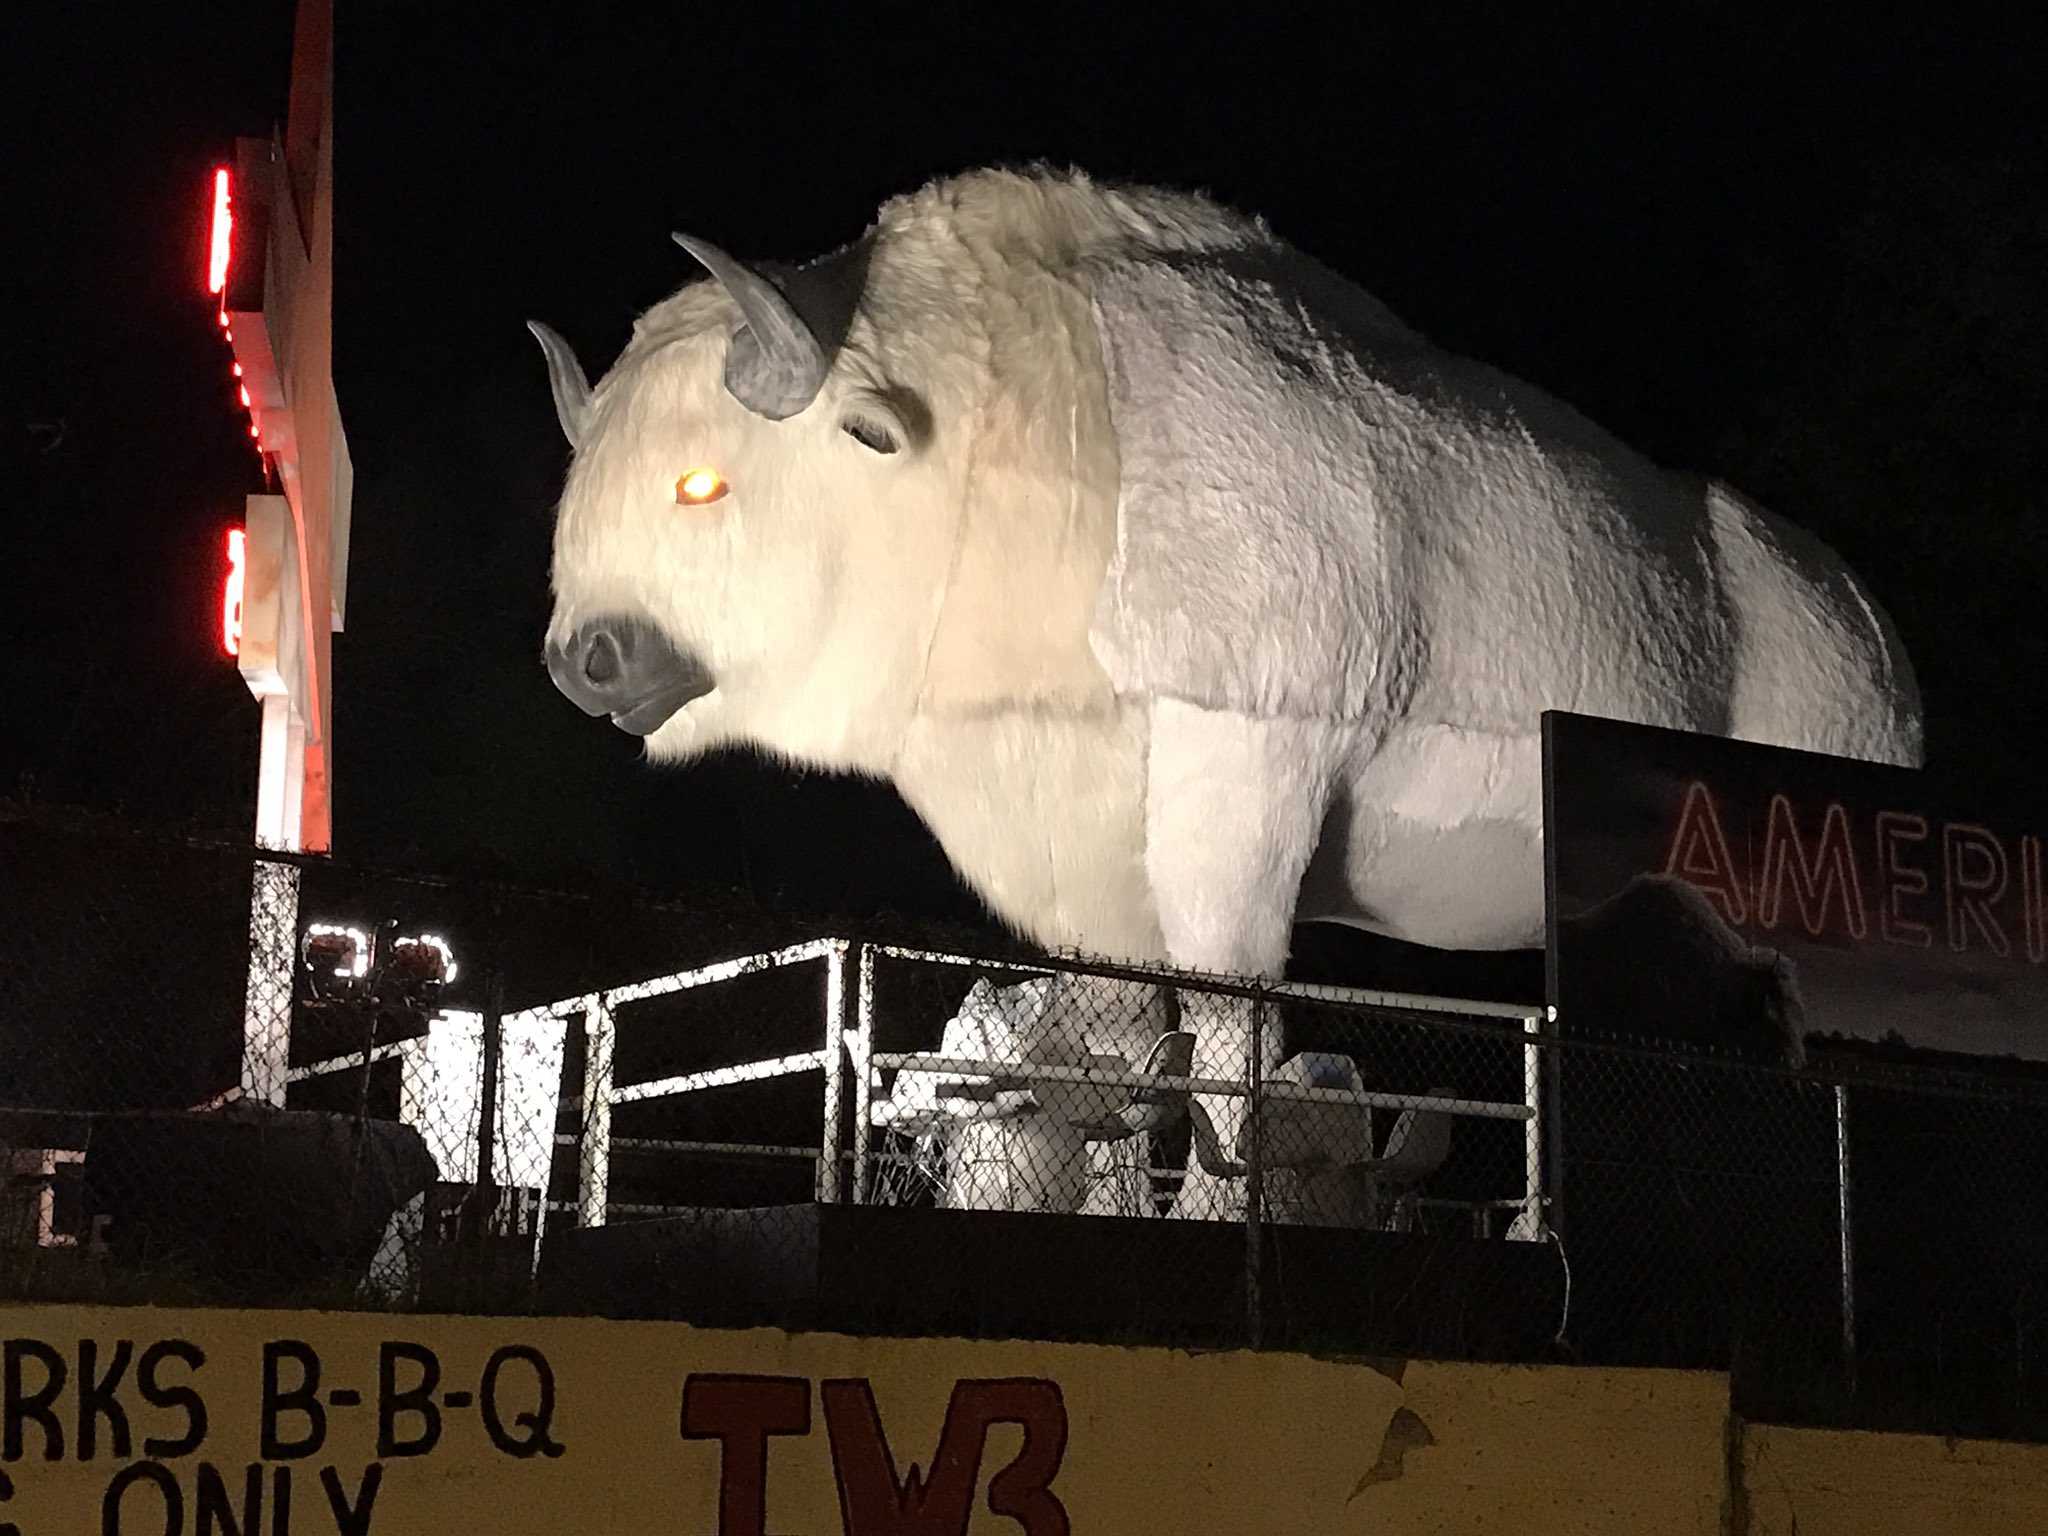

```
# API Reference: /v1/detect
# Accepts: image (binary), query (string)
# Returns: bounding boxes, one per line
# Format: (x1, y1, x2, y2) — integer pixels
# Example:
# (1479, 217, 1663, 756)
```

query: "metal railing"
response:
(509, 938, 1545, 1242)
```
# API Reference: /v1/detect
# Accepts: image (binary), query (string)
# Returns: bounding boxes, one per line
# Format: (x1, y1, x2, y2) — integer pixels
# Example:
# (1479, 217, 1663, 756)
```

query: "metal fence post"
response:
(1522, 1012, 1545, 1235)
(1544, 1003, 1566, 1240)
(850, 944, 875, 1205)
(1245, 991, 1266, 1350)
(1835, 1082, 1858, 1368)
(817, 942, 849, 1203)
(577, 996, 614, 1229)
(460, 963, 504, 1256)
(240, 854, 299, 1105)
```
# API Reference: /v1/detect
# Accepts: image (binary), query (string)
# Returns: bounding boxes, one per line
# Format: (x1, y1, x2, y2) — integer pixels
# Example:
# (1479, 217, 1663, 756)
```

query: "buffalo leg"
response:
(1142, 700, 1342, 1221)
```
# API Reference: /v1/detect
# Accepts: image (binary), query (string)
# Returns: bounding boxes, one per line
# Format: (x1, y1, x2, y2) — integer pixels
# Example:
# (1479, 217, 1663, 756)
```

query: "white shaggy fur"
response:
(545, 166, 1922, 982)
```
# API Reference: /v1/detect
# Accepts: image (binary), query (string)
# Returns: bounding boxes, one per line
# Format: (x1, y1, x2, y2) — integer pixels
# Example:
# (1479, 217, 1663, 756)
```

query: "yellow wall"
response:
(1369, 1361, 1727, 1533)
(1738, 1422, 2048, 1536)
(1, 1303, 2042, 1534)
(0, 1305, 1724, 1535)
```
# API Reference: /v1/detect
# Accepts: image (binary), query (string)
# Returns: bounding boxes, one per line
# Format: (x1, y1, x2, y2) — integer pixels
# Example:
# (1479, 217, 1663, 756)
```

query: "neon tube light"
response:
(207, 169, 233, 297)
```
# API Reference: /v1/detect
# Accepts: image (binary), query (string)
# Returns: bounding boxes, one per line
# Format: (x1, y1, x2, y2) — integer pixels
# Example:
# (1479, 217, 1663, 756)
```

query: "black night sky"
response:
(9, 3, 2048, 964)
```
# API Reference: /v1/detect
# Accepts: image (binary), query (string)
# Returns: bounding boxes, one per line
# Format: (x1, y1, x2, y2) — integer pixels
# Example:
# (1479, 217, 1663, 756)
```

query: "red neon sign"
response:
(223, 527, 246, 657)
(207, 169, 233, 297)
(1661, 777, 2048, 964)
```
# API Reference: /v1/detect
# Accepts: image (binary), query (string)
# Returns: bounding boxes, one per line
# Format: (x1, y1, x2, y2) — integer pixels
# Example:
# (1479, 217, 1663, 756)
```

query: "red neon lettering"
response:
(1943, 822, 2011, 957)
(680, 1374, 811, 1536)
(222, 527, 246, 657)
(822, 1378, 1069, 1536)
(1875, 812, 1933, 948)
(1756, 795, 1868, 939)
(1663, 781, 1747, 925)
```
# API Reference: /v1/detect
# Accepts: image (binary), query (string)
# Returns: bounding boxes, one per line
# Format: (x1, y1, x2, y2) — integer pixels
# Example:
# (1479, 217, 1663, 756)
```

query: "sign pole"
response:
(208, 0, 350, 1106)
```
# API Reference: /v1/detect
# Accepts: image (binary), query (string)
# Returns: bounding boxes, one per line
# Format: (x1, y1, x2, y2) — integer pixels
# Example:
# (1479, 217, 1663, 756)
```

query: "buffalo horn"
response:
(526, 320, 593, 447)
(673, 232, 828, 421)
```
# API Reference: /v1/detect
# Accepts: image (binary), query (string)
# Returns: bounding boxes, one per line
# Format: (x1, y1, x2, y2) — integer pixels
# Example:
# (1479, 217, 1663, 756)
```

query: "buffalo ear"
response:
(841, 409, 901, 456)
(840, 387, 929, 457)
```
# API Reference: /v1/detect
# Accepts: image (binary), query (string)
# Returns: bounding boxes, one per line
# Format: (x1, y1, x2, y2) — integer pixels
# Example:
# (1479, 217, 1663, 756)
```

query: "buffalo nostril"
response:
(582, 632, 621, 687)
(549, 615, 713, 730)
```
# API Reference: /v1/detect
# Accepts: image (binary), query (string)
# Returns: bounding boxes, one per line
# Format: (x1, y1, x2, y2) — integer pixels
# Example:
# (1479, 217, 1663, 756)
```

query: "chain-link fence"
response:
(4, 804, 2045, 1439)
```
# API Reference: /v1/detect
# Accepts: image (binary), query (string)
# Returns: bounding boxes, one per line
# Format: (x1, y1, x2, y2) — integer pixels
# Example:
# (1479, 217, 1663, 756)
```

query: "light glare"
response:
(394, 933, 460, 983)
(305, 922, 371, 979)
(222, 527, 246, 656)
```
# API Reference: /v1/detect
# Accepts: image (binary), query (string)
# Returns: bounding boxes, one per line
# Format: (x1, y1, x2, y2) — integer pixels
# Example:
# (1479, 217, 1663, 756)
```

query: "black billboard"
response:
(1543, 709, 2048, 1065)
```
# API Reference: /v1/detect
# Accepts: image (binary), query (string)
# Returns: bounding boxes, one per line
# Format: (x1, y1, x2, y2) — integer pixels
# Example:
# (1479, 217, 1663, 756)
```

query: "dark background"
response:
(8, 2, 2046, 977)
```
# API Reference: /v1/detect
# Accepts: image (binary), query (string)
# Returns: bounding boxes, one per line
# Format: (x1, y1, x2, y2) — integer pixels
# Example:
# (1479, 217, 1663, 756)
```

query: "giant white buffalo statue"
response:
(531, 167, 1920, 1200)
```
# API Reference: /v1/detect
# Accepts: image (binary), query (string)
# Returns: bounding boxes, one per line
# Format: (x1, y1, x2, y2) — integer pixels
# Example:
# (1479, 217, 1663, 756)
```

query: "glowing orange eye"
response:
(676, 467, 729, 505)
